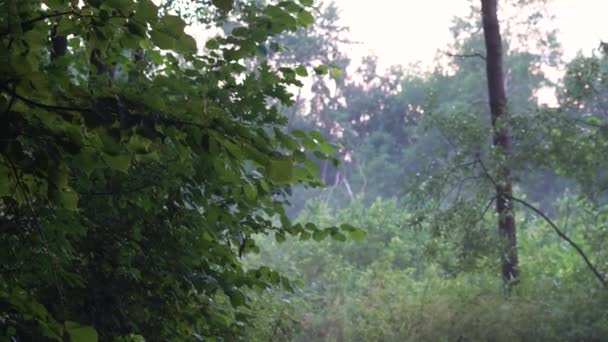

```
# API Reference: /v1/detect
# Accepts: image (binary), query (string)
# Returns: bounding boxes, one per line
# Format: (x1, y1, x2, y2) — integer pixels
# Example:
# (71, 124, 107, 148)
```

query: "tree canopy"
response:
(0, 0, 366, 340)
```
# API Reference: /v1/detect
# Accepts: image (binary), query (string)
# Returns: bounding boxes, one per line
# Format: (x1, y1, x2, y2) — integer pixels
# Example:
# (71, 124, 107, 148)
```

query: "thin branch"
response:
(21, 11, 74, 27)
(3, 88, 90, 113)
(480, 195, 497, 221)
(445, 52, 487, 61)
(467, 194, 497, 228)
(3, 153, 68, 310)
(78, 182, 159, 197)
(3, 88, 213, 131)
(3, 86, 16, 118)
(475, 154, 498, 188)
(509, 195, 607, 289)
(474, 154, 607, 287)
(0, 10, 131, 37)
(1, 11, 74, 37)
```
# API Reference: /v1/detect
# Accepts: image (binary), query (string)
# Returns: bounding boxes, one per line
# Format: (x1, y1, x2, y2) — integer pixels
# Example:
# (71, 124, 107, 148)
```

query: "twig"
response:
(342, 176, 354, 202)
(3, 154, 68, 310)
(3, 88, 90, 113)
(0, 10, 131, 37)
(508, 195, 607, 289)
(475, 154, 497, 188)
(445, 52, 486, 61)
(480, 195, 497, 221)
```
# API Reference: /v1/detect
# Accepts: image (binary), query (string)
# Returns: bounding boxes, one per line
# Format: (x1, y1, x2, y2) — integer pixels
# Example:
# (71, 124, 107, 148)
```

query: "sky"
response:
(332, 0, 608, 71)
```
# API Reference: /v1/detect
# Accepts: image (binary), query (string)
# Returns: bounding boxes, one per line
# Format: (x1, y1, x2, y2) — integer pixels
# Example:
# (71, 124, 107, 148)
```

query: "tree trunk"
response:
(480, 0, 519, 289)
(50, 25, 67, 60)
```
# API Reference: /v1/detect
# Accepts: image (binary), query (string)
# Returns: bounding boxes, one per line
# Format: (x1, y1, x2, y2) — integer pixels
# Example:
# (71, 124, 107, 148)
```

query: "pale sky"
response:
(332, 0, 608, 71)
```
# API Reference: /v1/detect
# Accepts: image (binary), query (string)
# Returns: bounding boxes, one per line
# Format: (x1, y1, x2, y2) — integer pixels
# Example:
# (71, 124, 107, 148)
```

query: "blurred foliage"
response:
(246, 193, 608, 341)
(240, 0, 608, 340)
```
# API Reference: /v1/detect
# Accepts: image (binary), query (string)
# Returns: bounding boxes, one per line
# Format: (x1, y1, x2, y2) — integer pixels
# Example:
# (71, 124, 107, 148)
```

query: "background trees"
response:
(243, 0, 608, 340)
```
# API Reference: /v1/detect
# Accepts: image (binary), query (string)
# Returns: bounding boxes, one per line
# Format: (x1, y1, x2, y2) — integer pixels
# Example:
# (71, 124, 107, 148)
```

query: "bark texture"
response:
(480, 0, 519, 287)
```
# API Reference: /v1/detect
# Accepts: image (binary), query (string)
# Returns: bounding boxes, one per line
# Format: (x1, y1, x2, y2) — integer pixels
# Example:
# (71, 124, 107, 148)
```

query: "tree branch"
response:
(445, 52, 486, 61)
(2, 152, 68, 309)
(508, 195, 607, 289)
(0, 10, 132, 37)
(475, 154, 497, 188)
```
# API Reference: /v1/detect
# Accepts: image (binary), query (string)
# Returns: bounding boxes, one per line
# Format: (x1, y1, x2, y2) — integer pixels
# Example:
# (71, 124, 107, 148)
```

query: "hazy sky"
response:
(333, 0, 608, 70)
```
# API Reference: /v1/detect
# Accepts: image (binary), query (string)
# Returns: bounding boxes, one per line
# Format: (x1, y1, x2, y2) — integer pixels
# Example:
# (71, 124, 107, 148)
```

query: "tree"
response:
(0, 0, 350, 340)
(480, 0, 519, 288)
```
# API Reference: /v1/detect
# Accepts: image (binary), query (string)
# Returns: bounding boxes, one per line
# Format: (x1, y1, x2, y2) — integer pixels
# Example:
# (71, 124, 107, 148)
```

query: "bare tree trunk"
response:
(480, 0, 519, 289)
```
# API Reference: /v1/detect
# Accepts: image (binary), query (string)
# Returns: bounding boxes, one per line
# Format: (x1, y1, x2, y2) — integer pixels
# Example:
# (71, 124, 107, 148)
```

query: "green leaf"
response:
(104, 0, 136, 14)
(312, 230, 327, 241)
(309, 130, 325, 142)
(297, 10, 314, 26)
(267, 156, 293, 184)
(291, 129, 306, 138)
(158, 15, 187, 38)
(64, 321, 98, 342)
(319, 141, 336, 154)
(103, 154, 131, 173)
(304, 159, 320, 174)
(135, 0, 158, 21)
(150, 31, 173, 49)
(127, 135, 151, 154)
(314, 65, 328, 75)
(300, 0, 313, 5)
(232, 27, 248, 36)
(126, 22, 147, 38)
(330, 67, 343, 78)
(58, 188, 79, 211)
(275, 233, 286, 243)
(175, 34, 198, 54)
(292, 166, 309, 181)
(228, 289, 246, 307)
(295, 65, 308, 77)
(244, 183, 257, 201)
(293, 150, 306, 162)
(299, 231, 311, 241)
(205, 38, 221, 50)
(280, 214, 291, 230)
(265, 5, 297, 30)
(302, 137, 317, 150)
(212, 0, 234, 11)
(348, 229, 367, 241)
(331, 231, 346, 241)
(586, 116, 601, 126)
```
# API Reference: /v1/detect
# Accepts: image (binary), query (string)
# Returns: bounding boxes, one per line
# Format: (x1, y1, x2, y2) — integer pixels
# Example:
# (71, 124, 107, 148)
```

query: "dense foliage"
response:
(246, 195, 608, 341)
(0, 0, 367, 340)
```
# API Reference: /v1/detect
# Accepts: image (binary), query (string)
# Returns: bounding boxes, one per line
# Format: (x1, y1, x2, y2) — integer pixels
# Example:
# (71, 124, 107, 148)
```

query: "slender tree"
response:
(480, 0, 519, 288)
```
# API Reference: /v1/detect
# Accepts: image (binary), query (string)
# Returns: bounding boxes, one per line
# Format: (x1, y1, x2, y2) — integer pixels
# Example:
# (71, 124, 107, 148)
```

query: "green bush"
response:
(244, 194, 608, 341)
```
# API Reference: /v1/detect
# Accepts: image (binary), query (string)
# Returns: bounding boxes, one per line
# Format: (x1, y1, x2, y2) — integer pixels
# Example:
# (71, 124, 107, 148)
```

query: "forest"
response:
(1, 0, 608, 341)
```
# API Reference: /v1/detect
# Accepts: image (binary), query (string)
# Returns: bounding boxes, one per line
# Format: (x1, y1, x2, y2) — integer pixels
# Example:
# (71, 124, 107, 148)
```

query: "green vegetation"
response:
(2, 0, 608, 341)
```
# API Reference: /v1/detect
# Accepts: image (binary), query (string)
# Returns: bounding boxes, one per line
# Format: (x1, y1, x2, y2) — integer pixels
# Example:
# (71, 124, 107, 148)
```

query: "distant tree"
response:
(480, 0, 519, 288)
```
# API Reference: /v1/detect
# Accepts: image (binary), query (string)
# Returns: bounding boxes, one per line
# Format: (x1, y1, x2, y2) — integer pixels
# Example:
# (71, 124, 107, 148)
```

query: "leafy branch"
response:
(2, 152, 68, 310)
(476, 155, 607, 288)
(508, 195, 607, 289)
(0, 10, 132, 37)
